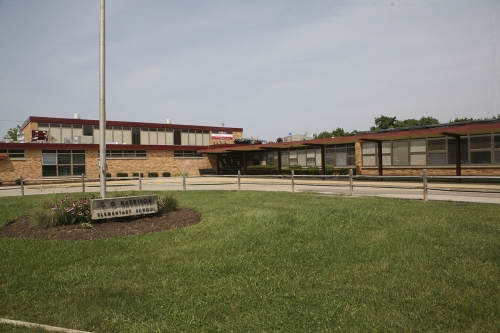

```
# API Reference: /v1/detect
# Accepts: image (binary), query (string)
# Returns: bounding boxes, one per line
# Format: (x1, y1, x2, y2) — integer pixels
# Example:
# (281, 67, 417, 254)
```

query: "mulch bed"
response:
(0, 208, 201, 241)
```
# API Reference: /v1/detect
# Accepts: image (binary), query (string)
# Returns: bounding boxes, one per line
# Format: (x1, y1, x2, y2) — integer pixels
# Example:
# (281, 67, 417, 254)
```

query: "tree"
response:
(370, 115, 397, 130)
(316, 131, 332, 139)
(3, 125, 21, 141)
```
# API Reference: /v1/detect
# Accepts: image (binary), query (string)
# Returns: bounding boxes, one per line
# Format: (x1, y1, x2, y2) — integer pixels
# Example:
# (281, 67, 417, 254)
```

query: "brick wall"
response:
(85, 150, 218, 178)
(0, 150, 42, 181)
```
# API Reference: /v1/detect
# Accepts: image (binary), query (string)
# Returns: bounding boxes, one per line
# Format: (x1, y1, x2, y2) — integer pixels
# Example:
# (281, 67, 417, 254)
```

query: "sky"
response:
(0, 0, 499, 141)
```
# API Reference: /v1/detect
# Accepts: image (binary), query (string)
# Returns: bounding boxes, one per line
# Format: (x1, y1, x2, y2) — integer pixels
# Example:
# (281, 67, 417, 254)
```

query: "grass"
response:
(1, 191, 499, 332)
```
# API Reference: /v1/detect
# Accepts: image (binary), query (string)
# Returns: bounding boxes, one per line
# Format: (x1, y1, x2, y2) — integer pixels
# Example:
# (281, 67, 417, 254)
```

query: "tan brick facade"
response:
(85, 150, 217, 178)
(0, 150, 42, 181)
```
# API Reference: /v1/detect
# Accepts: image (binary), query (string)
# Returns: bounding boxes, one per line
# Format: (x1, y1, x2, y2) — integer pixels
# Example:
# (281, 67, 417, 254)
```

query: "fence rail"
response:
(2, 170, 500, 202)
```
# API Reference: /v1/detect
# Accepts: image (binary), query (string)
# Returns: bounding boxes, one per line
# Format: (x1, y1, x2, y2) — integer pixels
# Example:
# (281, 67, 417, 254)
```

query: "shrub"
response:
(132, 172, 144, 177)
(98, 173, 112, 178)
(288, 164, 302, 170)
(162, 172, 171, 177)
(32, 194, 96, 228)
(116, 172, 128, 177)
(15, 178, 22, 185)
(246, 165, 279, 175)
(148, 172, 158, 178)
(157, 193, 179, 214)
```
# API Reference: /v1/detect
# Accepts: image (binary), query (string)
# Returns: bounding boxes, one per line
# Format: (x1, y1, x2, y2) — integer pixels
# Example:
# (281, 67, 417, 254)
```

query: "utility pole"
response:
(99, 0, 107, 198)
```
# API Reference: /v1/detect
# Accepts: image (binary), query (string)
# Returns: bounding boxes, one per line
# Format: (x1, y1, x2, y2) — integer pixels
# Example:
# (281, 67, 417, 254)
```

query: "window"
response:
(392, 141, 409, 166)
(448, 137, 468, 165)
(103, 150, 147, 158)
(361, 142, 377, 166)
(41, 150, 85, 177)
(429, 138, 447, 165)
(0, 150, 25, 159)
(326, 144, 356, 166)
(495, 135, 500, 164)
(174, 150, 203, 158)
(410, 140, 426, 165)
(469, 135, 491, 164)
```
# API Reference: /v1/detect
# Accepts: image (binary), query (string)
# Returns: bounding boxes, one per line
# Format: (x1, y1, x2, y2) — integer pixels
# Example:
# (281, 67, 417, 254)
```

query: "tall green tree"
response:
(3, 125, 21, 141)
(370, 115, 397, 130)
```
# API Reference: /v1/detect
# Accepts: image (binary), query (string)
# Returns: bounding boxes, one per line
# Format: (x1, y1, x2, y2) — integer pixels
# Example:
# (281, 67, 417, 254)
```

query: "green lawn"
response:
(1, 191, 499, 332)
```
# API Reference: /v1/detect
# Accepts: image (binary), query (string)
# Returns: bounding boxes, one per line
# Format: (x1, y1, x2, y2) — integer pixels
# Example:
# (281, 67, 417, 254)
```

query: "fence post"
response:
(82, 174, 85, 193)
(183, 172, 186, 191)
(139, 173, 142, 191)
(349, 169, 353, 196)
(291, 170, 295, 193)
(20, 175, 24, 197)
(238, 170, 241, 192)
(423, 169, 428, 202)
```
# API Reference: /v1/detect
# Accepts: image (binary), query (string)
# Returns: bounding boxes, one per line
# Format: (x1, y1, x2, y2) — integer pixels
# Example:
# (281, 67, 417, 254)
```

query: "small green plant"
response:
(80, 222, 92, 229)
(117, 172, 128, 177)
(148, 172, 158, 178)
(162, 172, 171, 177)
(156, 193, 179, 214)
(15, 178, 22, 185)
(288, 164, 302, 170)
(132, 172, 144, 177)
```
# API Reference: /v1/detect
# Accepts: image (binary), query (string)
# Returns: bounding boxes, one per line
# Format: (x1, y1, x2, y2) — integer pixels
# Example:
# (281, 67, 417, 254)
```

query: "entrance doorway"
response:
(219, 154, 243, 175)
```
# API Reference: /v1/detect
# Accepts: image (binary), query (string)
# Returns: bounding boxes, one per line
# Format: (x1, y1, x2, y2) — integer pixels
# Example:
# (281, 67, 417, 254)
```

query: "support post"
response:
(238, 170, 241, 191)
(291, 170, 295, 193)
(82, 174, 85, 193)
(423, 169, 428, 202)
(139, 173, 142, 191)
(183, 173, 186, 191)
(99, 0, 107, 198)
(349, 169, 353, 196)
(20, 175, 24, 197)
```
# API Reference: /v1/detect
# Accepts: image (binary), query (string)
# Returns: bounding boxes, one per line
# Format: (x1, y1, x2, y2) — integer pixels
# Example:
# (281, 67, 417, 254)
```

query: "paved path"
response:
(1, 176, 499, 204)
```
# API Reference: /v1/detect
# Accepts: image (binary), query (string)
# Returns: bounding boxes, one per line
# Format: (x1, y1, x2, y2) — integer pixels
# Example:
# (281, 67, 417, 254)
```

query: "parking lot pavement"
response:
(0, 177, 499, 204)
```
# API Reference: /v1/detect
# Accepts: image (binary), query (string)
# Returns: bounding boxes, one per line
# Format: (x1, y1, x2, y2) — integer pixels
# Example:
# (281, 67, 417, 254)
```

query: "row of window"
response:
(362, 134, 500, 166)
(0, 150, 25, 158)
(37, 123, 213, 146)
(41, 150, 86, 177)
(247, 144, 356, 168)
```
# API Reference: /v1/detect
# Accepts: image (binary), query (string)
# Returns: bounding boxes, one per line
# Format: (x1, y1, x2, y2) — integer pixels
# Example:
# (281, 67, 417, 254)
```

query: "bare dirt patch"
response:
(0, 208, 201, 241)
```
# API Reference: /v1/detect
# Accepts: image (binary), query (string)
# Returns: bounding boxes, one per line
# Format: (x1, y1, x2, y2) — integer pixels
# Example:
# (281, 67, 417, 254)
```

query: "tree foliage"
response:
(315, 127, 356, 139)
(370, 115, 439, 130)
(3, 125, 21, 141)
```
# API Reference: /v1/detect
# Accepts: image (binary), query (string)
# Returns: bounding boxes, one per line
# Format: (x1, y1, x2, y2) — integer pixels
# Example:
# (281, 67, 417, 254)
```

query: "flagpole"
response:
(99, 0, 107, 198)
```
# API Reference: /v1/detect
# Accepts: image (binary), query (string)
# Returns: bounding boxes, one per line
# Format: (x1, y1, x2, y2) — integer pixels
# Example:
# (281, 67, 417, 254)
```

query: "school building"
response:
(1, 116, 499, 181)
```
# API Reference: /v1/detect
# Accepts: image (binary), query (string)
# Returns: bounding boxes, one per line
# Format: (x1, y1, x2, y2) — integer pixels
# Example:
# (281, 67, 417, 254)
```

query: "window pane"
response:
(8, 150, 25, 158)
(410, 140, 426, 152)
(73, 165, 85, 175)
(58, 154, 71, 164)
(392, 141, 409, 165)
(428, 138, 446, 151)
(471, 151, 491, 164)
(470, 135, 491, 149)
(298, 149, 306, 166)
(42, 154, 57, 165)
(448, 137, 469, 164)
(42, 165, 57, 177)
(123, 151, 135, 157)
(73, 154, 85, 164)
(495, 151, 500, 164)
(495, 135, 500, 149)
(382, 155, 391, 166)
(429, 153, 446, 165)
(362, 143, 376, 154)
(411, 154, 426, 165)
(136, 150, 147, 157)
(58, 165, 72, 176)
(336, 151, 347, 166)
(111, 151, 123, 158)
(363, 156, 376, 166)
(382, 142, 391, 153)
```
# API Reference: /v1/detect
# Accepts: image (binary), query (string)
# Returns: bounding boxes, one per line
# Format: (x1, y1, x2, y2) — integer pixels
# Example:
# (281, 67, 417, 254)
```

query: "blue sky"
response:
(1, 0, 499, 141)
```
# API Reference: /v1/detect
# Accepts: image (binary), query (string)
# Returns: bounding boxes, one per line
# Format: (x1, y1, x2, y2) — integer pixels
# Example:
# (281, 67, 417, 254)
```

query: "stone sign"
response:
(91, 195, 158, 220)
